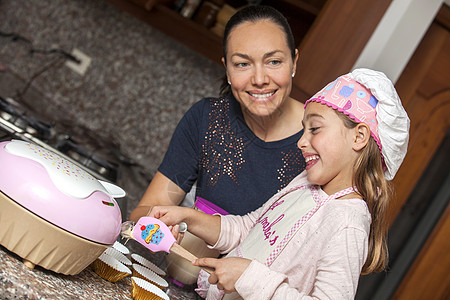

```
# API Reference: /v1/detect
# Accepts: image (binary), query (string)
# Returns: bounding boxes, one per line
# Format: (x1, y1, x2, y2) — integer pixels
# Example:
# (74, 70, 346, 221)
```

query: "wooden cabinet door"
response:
(291, 0, 392, 101)
(390, 5, 450, 225)
(390, 5, 450, 300)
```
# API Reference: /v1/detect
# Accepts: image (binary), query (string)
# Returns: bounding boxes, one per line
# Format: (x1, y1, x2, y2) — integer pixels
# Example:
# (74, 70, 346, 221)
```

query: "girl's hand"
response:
(168, 223, 185, 244)
(193, 257, 251, 293)
(148, 205, 186, 224)
(150, 206, 220, 246)
(148, 205, 189, 242)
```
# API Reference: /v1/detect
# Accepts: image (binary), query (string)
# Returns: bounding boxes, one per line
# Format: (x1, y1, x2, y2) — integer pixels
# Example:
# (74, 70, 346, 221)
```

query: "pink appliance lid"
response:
(0, 140, 123, 244)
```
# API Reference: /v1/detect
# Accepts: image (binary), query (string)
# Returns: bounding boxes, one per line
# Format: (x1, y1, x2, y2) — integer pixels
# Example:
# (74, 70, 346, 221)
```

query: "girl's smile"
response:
(302, 152, 320, 170)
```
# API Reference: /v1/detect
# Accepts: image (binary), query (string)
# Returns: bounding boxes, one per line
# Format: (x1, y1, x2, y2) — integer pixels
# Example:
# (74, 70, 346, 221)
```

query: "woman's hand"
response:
(193, 257, 251, 293)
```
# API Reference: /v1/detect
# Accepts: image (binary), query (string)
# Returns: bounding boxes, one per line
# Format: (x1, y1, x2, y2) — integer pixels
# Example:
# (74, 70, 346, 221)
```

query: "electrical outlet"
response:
(65, 48, 91, 76)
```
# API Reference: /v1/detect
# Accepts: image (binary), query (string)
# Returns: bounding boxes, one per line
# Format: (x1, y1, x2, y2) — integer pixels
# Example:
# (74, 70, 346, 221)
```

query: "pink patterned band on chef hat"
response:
(305, 74, 382, 151)
(305, 68, 410, 180)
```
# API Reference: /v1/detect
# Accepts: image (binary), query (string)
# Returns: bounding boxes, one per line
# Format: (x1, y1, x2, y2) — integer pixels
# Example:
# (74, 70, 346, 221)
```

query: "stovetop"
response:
(0, 96, 120, 183)
(0, 95, 156, 221)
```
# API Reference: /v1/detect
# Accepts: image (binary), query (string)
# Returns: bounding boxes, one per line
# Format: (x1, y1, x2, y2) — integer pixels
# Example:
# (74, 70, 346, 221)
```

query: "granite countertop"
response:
(0, 240, 201, 299)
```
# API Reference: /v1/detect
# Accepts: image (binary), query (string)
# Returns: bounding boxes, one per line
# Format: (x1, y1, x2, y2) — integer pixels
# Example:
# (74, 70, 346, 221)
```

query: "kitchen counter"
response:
(0, 241, 201, 299)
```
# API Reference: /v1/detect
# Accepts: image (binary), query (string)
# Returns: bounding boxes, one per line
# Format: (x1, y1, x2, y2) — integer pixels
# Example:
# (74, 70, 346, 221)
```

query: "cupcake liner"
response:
(130, 277, 169, 300)
(132, 263, 168, 290)
(104, 247, 132, 267)
(131, 253, 166, 276)
(93, 253, 131, 282)
(113, 241, 130, 255)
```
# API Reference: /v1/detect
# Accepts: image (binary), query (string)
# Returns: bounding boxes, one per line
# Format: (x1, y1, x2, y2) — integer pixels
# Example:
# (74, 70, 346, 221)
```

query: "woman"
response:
(130, 5, 305, 221)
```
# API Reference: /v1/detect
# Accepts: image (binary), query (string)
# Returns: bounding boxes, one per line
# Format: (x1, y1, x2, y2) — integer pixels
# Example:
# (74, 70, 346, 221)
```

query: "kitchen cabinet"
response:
(389, 6, 450, 299)
(105, 0, 393, 101)
(104, 0, 325, 66)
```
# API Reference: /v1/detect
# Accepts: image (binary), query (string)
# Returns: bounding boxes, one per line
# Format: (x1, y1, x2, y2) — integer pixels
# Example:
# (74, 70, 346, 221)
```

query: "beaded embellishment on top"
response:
(200, 98, 245, 186)
(277, 149, 305, 191)
(199, 97, 305, 191)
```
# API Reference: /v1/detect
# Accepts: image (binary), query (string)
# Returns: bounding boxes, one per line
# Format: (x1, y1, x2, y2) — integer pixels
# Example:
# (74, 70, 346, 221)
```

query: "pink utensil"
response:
(121, 217, 213, 273)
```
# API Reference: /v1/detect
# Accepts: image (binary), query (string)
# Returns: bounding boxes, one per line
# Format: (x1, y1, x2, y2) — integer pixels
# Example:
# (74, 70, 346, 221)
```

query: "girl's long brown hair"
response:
(339, 113, 393, 274)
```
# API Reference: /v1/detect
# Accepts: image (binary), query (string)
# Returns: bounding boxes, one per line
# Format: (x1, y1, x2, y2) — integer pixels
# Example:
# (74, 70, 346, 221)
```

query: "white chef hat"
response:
(305, 68, 410, 180)
(350, 68, 410, 180)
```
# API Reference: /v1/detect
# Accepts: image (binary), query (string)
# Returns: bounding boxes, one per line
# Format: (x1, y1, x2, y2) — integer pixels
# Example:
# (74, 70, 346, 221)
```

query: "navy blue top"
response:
(158, 96, 305, 215)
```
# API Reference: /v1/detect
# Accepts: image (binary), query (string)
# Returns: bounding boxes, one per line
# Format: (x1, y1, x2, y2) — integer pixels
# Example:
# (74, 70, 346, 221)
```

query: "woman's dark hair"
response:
(219, 5, 296, 96)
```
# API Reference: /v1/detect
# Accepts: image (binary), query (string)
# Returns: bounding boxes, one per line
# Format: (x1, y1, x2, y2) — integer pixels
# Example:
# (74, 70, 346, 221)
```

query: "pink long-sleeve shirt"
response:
(202, 171, 371, 299)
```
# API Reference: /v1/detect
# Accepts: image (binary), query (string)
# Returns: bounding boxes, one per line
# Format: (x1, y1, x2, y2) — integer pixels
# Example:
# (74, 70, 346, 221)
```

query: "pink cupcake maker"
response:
(0, 139, 125, 275)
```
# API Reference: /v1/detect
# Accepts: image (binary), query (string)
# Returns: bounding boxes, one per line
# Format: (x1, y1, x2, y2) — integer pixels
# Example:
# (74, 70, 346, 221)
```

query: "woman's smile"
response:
(225, 20, 296, 120)
(247, 90, 276, 101)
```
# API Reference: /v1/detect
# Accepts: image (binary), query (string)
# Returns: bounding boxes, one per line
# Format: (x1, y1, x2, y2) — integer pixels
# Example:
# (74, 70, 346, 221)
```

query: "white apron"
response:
(197, 185, 356, 300)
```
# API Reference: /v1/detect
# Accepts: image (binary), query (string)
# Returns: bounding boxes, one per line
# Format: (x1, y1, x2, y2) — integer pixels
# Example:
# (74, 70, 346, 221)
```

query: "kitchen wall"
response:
(0, 0, 224, 211)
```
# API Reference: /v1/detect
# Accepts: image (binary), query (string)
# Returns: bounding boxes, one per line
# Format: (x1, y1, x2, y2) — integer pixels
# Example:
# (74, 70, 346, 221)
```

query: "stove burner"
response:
(0, 96, 120, 183)
(0, 97, 54, 140)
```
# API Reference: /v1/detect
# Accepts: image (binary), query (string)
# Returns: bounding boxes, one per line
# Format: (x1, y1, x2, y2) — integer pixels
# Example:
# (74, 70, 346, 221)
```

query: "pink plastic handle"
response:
(132, 217, 176, 254)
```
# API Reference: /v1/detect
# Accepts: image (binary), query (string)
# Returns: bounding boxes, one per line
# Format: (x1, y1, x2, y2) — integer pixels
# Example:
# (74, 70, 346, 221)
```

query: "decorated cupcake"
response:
(130, 276, 169, 300)
(131, 253, 166, 277)
(104, 247, 132, 267)
(132, 263, 169, 290)
(92, 252, 131, 282)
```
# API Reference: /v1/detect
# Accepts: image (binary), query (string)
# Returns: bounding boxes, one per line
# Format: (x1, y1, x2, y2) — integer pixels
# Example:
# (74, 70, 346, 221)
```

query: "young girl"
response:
(149, 68, 410, 299)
